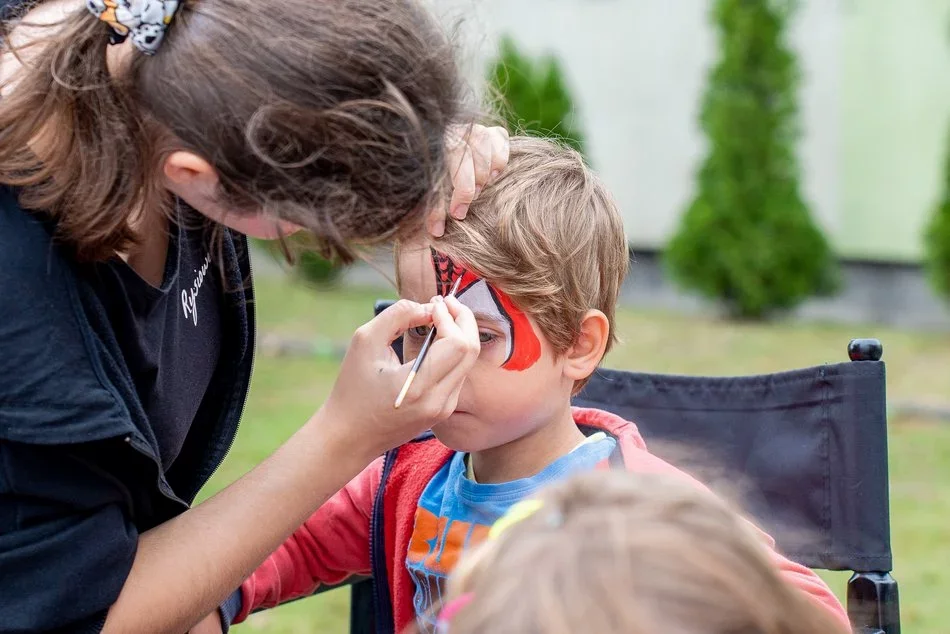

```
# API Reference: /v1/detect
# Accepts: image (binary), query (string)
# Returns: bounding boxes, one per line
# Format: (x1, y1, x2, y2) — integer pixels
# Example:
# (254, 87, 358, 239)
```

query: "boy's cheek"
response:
(453, 365, 501, 413)
(464, 366, 537, 412)
(472, 338, 510, 368)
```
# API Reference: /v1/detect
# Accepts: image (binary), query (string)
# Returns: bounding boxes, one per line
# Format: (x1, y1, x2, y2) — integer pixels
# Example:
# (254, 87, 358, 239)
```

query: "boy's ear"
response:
(562, 310, 610, 382)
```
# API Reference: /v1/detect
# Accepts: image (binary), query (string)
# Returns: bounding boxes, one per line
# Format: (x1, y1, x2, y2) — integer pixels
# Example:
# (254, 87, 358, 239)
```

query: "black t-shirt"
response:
(85, 208, 222, 471)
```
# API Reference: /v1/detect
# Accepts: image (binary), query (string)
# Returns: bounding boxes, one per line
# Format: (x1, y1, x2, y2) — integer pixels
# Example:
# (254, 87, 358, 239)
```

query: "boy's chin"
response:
(431, 413, 486, 453)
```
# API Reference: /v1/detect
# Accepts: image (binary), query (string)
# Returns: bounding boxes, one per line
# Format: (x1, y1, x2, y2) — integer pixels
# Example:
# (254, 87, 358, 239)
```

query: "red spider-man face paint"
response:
(432, 249, 542, 371)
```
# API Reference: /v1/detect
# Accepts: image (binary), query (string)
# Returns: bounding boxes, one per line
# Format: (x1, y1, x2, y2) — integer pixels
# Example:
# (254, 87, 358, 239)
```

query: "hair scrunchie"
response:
(86, 0, 181, 55)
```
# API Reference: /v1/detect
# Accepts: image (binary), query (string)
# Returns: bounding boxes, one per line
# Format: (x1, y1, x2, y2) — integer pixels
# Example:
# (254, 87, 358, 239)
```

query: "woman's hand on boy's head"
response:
(428, 124, 510, 237)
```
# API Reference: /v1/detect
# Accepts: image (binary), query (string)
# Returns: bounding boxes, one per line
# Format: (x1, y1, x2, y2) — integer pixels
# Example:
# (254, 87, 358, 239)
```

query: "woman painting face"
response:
(431, 250, 541, 371)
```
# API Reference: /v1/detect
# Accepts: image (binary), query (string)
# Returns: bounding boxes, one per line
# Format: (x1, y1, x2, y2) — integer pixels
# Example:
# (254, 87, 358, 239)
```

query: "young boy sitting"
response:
(222, 137, 848, 632)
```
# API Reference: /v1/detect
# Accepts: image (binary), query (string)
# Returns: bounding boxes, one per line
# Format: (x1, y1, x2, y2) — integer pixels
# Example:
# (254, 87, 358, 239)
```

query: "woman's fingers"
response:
(434, 297, 479, 373)
(486, 126, 510, 183)
(322, 295, 479, 456)
(466, 126, 495, 195)
(448, 143, 475, 220)
(442, 294, 477, 336)
(428, 296, 460, 339)
(426, 206, 447, 237)
(418, 298, 478, 376)
(442, 124, 511, 228)
(402, 298, 479, 408)
(357, 299, 433, 349)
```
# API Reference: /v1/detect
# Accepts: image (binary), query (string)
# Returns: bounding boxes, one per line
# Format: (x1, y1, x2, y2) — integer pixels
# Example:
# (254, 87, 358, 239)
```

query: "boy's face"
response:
(397, 246, 576, 453)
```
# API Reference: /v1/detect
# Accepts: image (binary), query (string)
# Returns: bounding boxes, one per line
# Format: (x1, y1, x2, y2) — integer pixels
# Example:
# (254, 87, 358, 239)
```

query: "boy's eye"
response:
(410, 325, 432, 338)
(479, 331, 497, 344)
(409, 325, 495, 345)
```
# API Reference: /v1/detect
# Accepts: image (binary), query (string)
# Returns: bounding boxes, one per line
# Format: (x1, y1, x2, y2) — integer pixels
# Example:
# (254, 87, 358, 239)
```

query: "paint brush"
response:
(394, 275, 464, 409)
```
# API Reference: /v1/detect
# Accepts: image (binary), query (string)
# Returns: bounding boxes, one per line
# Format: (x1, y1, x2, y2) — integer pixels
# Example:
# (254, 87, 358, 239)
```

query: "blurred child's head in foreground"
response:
(438, 470, 849, 634)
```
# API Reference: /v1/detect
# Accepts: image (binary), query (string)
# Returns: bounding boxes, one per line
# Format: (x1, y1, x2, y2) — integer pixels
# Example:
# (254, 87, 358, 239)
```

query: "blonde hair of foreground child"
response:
(436, 471, 849, 634)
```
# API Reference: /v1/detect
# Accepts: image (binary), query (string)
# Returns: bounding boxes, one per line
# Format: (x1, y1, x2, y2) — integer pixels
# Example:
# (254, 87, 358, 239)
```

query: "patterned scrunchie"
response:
(86, 0, 181, 55)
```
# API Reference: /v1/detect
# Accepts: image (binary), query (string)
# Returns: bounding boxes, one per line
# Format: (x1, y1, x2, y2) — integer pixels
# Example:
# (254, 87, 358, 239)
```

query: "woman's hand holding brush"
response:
(318, 293, 479, 464)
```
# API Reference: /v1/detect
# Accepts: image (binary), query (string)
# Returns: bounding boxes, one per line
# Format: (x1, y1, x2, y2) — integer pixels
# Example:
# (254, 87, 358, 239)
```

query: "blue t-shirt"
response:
(406, 437, 617, 631)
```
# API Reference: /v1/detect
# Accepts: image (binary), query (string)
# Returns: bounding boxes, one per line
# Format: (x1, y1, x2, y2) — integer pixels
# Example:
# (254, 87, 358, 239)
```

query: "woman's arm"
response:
(234, 457, 383, 622)
(103, 297, 479, 634)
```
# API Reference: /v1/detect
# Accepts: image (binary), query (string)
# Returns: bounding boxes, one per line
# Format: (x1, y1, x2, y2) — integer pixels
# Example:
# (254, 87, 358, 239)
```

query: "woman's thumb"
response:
(361, 299, 433, 346)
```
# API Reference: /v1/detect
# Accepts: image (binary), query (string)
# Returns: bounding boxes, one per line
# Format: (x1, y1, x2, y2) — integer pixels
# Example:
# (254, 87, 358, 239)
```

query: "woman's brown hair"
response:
(441, 471, 848, 634)
(0, 0, 463, 262)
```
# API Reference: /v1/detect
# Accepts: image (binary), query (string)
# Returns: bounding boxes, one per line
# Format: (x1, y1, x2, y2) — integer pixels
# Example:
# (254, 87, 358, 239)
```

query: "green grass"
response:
(201, 278, 950, 633)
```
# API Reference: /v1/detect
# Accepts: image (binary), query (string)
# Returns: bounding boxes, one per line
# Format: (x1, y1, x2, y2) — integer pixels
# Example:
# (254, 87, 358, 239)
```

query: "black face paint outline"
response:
(430, 248, 519, 368)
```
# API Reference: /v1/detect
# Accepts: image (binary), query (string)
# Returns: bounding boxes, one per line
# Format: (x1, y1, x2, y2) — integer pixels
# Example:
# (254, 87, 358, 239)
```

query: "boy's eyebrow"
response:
(397, 298, 506, 325)
(471, 311, 508, 325)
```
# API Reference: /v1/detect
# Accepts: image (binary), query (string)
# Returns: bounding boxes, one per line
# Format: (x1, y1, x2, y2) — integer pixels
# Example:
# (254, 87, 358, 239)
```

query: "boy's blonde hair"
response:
(432, 136, 628, 358)
(441, 471, 848, 634)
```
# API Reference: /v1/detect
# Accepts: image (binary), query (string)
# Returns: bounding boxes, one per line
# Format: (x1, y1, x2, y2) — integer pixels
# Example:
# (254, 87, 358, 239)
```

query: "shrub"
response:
(925, 125, 950, 300)
(664, 0, 836, 319)
(251, 237, 343, 287)
(487, 35, 585, 154)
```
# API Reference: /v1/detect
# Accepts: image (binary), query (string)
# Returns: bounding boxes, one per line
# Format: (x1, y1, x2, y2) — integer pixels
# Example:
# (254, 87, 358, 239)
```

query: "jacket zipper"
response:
(370, 447, 399, 634)
(204, 238, 257, 487)
(126, 435, 189, 507)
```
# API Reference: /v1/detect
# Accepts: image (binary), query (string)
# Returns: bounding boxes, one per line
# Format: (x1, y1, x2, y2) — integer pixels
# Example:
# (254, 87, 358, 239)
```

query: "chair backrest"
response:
(574, 352, 891, 573)
(355, 301, 900, 634)
(573, 341, 900, 634)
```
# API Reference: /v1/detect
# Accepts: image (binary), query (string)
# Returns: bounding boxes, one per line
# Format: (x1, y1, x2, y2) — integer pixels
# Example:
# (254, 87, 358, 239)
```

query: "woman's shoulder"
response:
(1, 185, 53, 259)
(1, 184, 49, 226)
(0, 187, 134, 446)
(0, 186, 71, 278)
